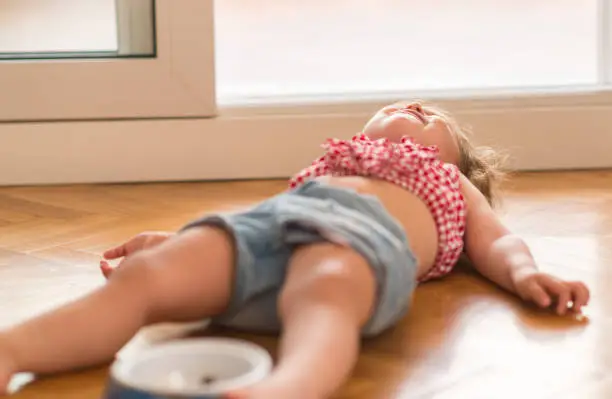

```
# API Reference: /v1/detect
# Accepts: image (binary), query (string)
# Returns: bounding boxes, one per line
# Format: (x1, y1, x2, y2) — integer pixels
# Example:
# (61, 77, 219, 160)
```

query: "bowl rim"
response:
(109, 338, 273, 396)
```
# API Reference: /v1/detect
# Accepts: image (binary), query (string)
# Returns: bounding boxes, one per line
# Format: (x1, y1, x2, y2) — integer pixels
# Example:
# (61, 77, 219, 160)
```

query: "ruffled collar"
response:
(317, 133, 461, 189)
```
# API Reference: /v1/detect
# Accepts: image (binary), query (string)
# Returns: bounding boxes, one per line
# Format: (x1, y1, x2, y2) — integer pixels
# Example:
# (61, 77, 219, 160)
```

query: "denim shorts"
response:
(181, 180, 418, 337)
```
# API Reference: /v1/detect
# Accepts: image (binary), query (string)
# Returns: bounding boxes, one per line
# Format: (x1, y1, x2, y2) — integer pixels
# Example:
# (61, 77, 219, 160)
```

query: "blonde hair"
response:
(421, 103, 507, 207)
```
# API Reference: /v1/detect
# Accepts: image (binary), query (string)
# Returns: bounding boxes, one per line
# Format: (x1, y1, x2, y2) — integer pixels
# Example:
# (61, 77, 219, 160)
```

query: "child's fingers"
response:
(526, 282, 551, 308)
(103, 233, 171, 261)
(103, 244, 128, 260)
(100, 260, 114, 279)
(539, 278, 571, 315)
(103, 235, 143, 259)
(556, 289, 571, 315)
(569, 281, 590, 312)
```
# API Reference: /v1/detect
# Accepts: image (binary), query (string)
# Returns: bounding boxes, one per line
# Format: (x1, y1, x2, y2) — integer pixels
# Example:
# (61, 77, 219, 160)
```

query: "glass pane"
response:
(215, 0, 599, 102)
(0, 0, 155, 59)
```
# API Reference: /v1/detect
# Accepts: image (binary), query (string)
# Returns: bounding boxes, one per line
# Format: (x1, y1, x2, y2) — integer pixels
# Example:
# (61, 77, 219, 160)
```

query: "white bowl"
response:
(105, 338, 273, 398)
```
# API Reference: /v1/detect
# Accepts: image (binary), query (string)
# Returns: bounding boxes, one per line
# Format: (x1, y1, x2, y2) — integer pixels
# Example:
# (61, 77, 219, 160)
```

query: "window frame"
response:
(0, 0, 216, 122)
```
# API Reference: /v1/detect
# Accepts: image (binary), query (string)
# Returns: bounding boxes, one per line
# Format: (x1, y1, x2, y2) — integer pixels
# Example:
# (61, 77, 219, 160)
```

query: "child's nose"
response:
(408, 103, 423, 113)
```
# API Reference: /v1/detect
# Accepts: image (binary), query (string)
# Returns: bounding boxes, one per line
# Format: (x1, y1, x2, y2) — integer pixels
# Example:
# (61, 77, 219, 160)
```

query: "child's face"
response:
(363, 102, 461, 165)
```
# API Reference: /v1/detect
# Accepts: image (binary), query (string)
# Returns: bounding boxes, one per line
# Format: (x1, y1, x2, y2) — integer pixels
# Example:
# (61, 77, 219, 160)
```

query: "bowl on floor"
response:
(103, 338, 273, 399)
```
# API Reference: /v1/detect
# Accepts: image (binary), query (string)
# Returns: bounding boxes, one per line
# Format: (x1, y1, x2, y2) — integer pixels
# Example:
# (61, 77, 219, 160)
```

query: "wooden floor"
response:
(1, 171, 611, 398)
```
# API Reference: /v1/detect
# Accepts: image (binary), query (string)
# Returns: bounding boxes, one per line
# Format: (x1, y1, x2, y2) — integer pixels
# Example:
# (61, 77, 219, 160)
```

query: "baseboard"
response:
(0, 103, 610, 186)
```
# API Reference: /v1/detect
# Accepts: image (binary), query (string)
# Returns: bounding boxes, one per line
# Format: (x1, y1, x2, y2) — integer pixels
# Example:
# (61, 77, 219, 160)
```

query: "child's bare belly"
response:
(315, 175, 439, 278)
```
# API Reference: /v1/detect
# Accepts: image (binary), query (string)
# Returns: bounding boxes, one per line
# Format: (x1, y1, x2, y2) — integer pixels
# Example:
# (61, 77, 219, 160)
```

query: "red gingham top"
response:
(288, 134, 467, 281)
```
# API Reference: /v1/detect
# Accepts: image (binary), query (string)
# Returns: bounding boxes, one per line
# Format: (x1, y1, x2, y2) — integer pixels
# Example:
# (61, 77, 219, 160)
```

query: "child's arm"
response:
(460, 175, 590, 315)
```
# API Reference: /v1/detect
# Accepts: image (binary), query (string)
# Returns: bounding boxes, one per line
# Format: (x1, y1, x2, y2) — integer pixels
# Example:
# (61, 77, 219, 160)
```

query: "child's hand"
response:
(100, 231, 174, 278)
(512, 269, 590, 315)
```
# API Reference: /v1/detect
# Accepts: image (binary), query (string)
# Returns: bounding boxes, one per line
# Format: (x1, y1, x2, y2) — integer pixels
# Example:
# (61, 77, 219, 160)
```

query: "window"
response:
(0, 0, 610, 186)
(0, 0, 121, 55)
(215, 0, 599, 103)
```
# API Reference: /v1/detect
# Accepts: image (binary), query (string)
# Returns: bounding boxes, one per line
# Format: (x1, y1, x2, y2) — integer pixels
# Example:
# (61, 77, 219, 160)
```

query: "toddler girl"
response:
(0, 101, 591, 398)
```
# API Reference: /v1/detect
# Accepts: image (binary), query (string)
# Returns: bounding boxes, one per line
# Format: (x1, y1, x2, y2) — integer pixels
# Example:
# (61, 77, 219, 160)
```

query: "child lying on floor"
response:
(0, 101, 591, 398)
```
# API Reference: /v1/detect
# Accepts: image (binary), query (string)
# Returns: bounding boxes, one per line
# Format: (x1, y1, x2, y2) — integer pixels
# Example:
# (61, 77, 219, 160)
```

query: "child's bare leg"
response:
(0, 226, 234, 393)
(230, 243, 377, 399)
